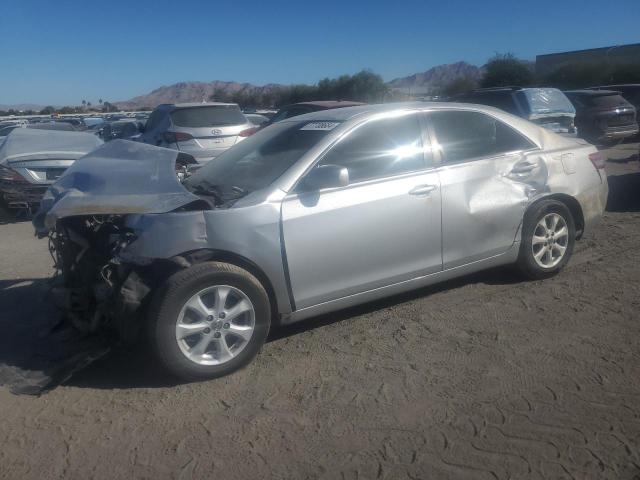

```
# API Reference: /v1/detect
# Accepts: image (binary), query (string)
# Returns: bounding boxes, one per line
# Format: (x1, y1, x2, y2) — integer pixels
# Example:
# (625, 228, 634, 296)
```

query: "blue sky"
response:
(1, 0, 638, 105)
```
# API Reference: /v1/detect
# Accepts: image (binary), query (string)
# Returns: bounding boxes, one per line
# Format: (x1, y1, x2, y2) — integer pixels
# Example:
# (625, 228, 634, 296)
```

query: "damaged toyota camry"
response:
(33, 103, 608, 381)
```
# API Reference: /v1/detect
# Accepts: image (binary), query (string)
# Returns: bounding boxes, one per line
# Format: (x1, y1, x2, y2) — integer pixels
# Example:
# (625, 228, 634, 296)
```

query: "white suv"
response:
(139, 103, 256, 165)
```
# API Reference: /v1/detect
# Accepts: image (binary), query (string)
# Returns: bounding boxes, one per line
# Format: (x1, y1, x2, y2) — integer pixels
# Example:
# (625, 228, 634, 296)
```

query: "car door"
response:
(281, 112, 442, 310)
(426, 109, 541, 269)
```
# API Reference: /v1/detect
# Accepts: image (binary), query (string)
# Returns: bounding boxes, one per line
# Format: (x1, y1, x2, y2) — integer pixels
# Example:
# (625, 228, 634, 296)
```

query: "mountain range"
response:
(1, 61, 484, 111)
(388, 61, 482, 94)
(115, 61, 484, 109)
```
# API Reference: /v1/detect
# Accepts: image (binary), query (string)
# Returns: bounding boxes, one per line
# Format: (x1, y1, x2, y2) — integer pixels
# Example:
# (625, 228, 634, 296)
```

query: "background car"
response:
(0, 121, 77, 144)
(588, 84, 640, 135)
(244, 113, 270, 127)
(564, 90, 638, 144)
(0, 128, 102, 212)
(450, 87, 577, 135)
(82, 117, 105, 129)
(139, 102, 255, 165)
(101, 120, 144, 141)
(266, 100, 366, 125)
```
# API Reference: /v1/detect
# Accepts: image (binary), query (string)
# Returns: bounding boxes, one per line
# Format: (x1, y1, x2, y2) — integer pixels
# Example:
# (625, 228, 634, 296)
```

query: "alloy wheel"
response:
(175, 285, 255, 366)
(531, 213, 569, 269)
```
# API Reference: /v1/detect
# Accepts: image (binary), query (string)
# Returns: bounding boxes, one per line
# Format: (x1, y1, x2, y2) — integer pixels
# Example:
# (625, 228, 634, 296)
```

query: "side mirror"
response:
(301, 164, 349, 191)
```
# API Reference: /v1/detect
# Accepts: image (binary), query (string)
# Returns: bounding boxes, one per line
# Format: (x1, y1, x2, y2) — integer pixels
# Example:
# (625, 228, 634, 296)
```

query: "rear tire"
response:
(148, 262, 271, 381)
(517, 200, 575, 280)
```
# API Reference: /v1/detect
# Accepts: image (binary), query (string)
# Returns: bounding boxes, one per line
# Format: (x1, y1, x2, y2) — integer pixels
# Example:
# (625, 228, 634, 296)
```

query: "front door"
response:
(281, 112, 442, 309)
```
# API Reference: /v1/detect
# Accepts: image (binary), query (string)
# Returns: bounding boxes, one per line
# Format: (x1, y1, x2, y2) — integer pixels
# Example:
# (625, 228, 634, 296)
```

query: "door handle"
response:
(511, 161, 537, 174)
(409, 184, 437, 196)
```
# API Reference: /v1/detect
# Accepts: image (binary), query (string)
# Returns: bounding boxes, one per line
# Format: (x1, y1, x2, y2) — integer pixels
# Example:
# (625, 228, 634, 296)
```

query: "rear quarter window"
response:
(170, 106, 247, 127)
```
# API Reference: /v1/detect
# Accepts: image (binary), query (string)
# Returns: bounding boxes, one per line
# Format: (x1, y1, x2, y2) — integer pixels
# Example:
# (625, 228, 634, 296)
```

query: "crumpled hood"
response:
(34, 140, 200, 233)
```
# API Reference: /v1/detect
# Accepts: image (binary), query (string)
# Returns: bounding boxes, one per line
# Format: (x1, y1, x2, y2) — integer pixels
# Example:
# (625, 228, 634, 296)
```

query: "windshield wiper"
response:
(188, 181, 249, 206)
(231, 185, 247, 196)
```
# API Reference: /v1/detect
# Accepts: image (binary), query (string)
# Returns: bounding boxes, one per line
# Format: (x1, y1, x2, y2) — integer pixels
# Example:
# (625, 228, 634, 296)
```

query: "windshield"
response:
(185, 120, 338, 195)
(518, 88, 575, 116)
(171, 105, 247, 127)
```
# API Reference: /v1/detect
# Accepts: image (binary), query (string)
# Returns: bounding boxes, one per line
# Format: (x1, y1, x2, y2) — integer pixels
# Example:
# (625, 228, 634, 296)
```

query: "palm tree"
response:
(81, 99, 86, 110)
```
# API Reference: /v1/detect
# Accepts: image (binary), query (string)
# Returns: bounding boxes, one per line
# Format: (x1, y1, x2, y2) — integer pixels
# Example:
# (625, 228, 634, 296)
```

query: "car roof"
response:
(283, 101, 518, 122)
(564, 89, 621, 96)
(593, 84, 640, 88)
(297, 100, 365, 108)
(158, 102, 239, 109)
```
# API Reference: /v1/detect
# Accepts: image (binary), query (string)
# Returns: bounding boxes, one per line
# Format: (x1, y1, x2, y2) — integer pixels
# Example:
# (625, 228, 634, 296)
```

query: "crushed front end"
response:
(47, 215, 158, 341)
(33, 140, 204, 342)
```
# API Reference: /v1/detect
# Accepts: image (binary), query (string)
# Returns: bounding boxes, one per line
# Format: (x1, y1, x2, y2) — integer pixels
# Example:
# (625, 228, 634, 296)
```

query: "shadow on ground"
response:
(65, 265, 522, 391)
(0, 279, 111, 395)
(607, 172, 640, 212)
(0, 204, 32, 225)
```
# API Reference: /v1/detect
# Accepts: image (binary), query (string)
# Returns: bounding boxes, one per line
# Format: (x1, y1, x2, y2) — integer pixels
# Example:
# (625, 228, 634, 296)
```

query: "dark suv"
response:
(564, 90, 638, 144)
(588, 84, 640, 127)
(450, 87, 577, 135)
(266, 101, 366, 125)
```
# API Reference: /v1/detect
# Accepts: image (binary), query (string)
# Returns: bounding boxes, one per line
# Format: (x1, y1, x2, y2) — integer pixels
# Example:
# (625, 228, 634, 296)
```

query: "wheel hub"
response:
(531, 212, 569, 269)
(174, 285, 256, 366)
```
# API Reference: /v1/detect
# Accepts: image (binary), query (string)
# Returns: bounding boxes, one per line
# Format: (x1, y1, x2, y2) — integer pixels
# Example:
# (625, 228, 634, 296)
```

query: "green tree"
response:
(39, 106, 55, 115)
(441, 75, 478, 97)
(481, 53, 534, 88)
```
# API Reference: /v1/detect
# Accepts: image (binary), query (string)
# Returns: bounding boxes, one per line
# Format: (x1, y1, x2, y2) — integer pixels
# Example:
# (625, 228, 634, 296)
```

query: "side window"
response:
(319, 113, 427, 183)
(429, 111, 535, 164)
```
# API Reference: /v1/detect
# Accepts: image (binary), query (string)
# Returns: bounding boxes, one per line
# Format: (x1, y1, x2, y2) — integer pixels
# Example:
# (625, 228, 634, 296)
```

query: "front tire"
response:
(517, 200, 575, 280)
(148, 262, 271, 381)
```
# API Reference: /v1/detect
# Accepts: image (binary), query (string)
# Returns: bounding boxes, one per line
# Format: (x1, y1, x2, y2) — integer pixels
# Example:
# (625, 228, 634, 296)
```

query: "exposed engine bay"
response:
(48, 215, 146, 339)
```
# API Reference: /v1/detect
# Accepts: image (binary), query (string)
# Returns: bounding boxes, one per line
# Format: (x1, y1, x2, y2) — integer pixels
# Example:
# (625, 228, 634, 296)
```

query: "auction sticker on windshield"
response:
(300, 121, 341, 131)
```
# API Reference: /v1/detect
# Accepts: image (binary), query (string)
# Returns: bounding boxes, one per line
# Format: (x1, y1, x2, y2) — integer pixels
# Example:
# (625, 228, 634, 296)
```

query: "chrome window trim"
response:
(422, 107, 541, 167)
(284, 164, 440, 200)
(433, 147, 540, 168)
(289, 109, 432, 194)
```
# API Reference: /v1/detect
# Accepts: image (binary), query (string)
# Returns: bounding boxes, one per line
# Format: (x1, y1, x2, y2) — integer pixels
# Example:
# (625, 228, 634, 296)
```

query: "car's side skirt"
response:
(281, 242, 520, 325)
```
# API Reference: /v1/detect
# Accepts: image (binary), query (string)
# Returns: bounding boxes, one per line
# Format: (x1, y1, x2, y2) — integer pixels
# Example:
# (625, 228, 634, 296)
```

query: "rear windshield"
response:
(577, 94, 631, 109)
(170, 105, 246, 127)
(185, 120, 339, 193)
(518, 89, 575, 115)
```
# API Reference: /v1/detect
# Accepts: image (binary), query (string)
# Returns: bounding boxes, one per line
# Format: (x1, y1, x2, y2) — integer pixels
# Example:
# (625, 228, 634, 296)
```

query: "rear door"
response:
(169, 105, 250, 160)
(281, 112, 442, 309)
(426, 109, 540, 268)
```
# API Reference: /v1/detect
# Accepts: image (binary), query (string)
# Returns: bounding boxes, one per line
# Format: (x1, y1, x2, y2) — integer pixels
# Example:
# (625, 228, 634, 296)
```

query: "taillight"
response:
(588, 151, 606, 170)
(0, 165, 26, 182)
(163, 131, 193, 143)
(239, 127, 259, 137)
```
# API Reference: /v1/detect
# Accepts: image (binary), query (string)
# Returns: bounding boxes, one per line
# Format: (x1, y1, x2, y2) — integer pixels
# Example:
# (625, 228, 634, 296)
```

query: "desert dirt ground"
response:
(0, 143, 639, 479)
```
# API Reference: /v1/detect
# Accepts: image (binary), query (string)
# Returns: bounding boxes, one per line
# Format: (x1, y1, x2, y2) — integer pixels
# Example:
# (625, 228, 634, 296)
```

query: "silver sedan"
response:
(36, 102, 608, 380)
